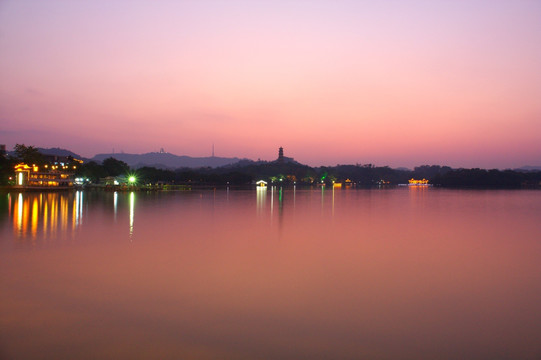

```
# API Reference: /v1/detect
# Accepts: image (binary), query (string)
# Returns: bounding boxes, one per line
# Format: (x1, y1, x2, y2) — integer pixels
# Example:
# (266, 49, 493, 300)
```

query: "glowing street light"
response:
(128, 176, 136, 184)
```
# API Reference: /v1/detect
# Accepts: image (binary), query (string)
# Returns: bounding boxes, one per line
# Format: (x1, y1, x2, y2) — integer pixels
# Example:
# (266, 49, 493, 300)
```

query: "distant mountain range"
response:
(10, 147, 541, 171)
(37, 147, 89, 161)
(514, 166, 541, 172)
(25, 148, 245, 169)
(90, 152, 245, 169)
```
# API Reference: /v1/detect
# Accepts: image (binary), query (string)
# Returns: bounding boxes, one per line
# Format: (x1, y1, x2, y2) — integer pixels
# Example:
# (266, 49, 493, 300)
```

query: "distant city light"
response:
(128, 176, 136, 184)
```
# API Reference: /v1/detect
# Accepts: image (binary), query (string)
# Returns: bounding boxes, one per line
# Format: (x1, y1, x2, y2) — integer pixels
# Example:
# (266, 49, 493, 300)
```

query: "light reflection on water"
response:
(1, 188, 541, 359)
(6, 190, 141, 242)
(8, 191, 84, 240)
(129, 191, 135, 239)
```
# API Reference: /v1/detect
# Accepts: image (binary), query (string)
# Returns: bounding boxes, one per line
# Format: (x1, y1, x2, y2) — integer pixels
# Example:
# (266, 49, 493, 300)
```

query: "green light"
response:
(128, 176, 136, 183)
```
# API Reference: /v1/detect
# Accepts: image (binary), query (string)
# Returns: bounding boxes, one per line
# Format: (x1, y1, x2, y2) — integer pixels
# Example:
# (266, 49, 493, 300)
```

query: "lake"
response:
(1, 187, 540, 359)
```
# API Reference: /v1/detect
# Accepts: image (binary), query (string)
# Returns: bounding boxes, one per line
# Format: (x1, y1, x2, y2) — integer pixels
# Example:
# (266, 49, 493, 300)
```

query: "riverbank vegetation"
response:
(2, 145, 540, 188)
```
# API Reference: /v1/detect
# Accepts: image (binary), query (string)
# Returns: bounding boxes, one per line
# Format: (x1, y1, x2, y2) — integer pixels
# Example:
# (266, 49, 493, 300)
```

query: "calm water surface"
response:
(1, 188, 541, 359)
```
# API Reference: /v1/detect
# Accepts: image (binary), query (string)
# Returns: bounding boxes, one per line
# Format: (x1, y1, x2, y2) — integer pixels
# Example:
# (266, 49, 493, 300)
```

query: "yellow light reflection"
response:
(50, 195, 57, 237)
(43, 197, 48, 235)
(9, 193, 83, 241)
(16, 193, 23, 235)
(31, 198, 38, 238)
(61, 196, 68, 231)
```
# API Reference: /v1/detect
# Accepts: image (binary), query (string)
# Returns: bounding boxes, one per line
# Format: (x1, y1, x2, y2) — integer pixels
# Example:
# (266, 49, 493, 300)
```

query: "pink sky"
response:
(1, 1, 540, 168)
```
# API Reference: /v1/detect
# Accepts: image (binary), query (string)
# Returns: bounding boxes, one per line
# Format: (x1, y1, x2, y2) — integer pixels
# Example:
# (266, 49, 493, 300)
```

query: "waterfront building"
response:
(408, 178, 430, 185)
(14, 163, 76, 188)
(256, 180, 267, 187)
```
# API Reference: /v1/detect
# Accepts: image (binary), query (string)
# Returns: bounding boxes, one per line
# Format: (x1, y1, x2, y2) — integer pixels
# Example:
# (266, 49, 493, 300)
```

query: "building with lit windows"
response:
(408, 178, 430, 186)
(14, 163, 76, 188)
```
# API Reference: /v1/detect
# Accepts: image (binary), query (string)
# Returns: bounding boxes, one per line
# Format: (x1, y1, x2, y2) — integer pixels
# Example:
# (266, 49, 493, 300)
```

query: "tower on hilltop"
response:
(278, 147, 284, 163)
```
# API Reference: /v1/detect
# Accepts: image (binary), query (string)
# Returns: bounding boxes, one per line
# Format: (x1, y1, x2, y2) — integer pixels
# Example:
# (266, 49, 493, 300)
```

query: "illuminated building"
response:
(408, 178, 430, 186)
(14, 163, 75, 188)
(256, 180, 267, 187)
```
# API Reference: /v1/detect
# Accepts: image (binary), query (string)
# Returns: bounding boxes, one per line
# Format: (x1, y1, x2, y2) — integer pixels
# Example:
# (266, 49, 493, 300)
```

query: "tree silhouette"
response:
(13, 144, 45, 165)
(102, 157, 129, 176)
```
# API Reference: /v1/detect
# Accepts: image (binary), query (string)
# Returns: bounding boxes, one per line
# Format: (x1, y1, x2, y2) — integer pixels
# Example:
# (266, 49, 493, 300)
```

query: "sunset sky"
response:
(1, 1, 540, 168)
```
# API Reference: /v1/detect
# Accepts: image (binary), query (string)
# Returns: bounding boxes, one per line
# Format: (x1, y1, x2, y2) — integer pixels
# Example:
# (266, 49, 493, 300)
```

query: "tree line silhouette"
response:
(1, 145, 540, 188)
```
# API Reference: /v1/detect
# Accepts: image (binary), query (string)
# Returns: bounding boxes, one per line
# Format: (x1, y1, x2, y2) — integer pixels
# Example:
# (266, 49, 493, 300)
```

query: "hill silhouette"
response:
(91, 152, 244, 169)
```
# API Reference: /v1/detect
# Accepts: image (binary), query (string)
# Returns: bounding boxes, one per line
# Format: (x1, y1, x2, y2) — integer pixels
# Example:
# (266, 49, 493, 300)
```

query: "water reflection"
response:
(278, 187, 284, 228)
(321, 185, 325, 214)
(2, 189, 541, 359)
(4, 188, 407, 242)
(114, 191, 118, 220)
(332, 187, 335, 217)
(293, 185, 296, 209)
(256, 186, 266, 215)
(129, 191, 135, 239)
(75, 191, 84, 228)
(31, 197, 38, 237)
(256, 186, 286, 228)
(16, 193, 24, 236)
(9, 192, 84, 240)
(4, 191, 143, 241)
(270, 186, 274, 222)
